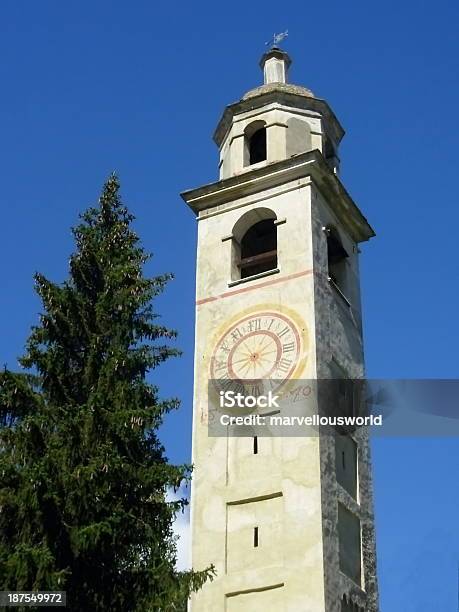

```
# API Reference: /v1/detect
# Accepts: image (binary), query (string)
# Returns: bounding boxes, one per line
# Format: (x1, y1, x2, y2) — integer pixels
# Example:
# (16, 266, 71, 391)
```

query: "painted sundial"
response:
(210, 310, 304, 393)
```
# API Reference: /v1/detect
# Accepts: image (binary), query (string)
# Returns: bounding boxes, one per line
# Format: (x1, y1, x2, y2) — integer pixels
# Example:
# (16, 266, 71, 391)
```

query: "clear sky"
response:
(1, 1, 458, 610)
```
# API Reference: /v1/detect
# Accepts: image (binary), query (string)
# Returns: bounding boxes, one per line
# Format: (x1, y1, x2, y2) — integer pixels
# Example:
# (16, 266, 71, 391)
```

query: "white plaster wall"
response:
(189, 180, 328, 611)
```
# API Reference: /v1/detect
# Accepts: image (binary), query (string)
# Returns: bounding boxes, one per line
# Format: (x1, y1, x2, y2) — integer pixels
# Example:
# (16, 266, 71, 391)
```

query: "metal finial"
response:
(265, 30, 288, 48)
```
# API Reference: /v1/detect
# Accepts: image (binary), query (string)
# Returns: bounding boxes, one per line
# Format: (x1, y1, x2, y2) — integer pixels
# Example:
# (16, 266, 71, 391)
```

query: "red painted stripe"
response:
(196, 268, 313, 306)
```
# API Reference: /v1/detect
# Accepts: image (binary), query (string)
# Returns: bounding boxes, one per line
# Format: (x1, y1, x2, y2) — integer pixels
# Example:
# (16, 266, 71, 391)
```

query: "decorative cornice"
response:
(180, 150, 375, 243)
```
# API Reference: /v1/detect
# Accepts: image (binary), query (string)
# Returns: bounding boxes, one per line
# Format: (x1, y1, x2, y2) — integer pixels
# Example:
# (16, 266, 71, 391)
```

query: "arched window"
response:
(240, 219, 277, 278)
(231, 208, 278, 280)
(325, 226, 348, 293)
(249, 128, 266, 164)
(244, 121, 267, 166)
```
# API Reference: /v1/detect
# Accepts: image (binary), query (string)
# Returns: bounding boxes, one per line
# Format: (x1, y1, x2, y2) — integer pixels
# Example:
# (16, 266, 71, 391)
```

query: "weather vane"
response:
(265, 30, 288, 47)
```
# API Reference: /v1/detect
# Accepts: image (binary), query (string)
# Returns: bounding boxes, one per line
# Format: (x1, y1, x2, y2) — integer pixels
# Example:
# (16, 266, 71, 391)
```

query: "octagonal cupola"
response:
(215, 47, 343, 179)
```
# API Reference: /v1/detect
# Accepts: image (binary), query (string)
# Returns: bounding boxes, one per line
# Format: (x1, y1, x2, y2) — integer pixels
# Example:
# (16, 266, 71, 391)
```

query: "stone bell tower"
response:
(181, 47, 379, 612)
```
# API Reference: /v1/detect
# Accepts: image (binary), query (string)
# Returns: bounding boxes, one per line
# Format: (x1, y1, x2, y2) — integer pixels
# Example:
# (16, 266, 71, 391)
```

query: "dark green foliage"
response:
(0, 175, 214, 610)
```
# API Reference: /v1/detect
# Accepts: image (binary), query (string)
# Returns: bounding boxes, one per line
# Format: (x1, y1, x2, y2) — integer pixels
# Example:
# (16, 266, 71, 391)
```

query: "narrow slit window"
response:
(253, 526, 259, 548)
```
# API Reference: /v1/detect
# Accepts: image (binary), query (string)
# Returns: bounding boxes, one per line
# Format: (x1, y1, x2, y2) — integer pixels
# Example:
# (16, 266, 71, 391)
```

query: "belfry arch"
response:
(231, 208, 278, 280)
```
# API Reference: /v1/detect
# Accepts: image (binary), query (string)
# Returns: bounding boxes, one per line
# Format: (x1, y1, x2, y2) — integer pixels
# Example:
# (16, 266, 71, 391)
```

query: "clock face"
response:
(210, 311, 302, 391)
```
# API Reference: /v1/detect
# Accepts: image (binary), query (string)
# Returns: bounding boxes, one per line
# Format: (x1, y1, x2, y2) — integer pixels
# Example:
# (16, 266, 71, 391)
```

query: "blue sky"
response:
(1, 1, 458, 609)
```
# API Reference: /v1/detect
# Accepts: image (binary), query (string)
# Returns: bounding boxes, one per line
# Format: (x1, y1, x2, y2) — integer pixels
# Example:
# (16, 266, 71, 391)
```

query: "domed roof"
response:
(242, 81, 314, 101)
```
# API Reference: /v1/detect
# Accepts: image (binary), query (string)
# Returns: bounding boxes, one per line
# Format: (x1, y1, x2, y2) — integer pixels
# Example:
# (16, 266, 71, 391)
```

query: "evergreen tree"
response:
(0, 175, 213, 610)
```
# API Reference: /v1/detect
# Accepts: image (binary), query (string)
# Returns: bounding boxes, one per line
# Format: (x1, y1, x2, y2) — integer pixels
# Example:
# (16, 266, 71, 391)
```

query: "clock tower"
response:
(181, 47, 379, 612)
